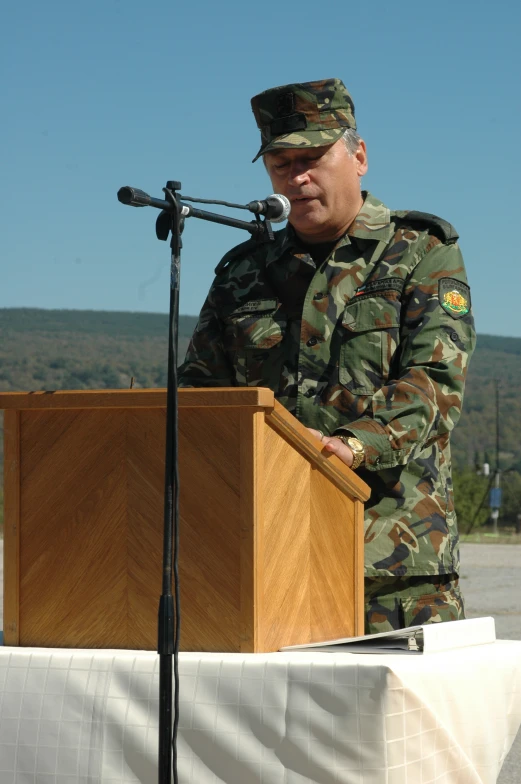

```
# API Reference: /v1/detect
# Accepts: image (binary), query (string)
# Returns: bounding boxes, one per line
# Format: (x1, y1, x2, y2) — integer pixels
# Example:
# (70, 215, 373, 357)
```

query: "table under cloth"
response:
(0, 641, 520, 783)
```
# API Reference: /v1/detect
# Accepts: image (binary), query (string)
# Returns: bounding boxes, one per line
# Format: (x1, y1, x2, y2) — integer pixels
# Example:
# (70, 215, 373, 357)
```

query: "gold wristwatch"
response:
(335, 434, 365, 470)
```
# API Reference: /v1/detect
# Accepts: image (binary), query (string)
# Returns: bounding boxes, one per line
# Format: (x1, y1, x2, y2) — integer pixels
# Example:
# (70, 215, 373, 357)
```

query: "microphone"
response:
(117, 186, 191, 216)
(245, 194, 291, 223)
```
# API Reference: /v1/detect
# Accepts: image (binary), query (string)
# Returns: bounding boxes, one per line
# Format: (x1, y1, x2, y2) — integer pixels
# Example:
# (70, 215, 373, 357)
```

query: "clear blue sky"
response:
(1, 0, 520, 336)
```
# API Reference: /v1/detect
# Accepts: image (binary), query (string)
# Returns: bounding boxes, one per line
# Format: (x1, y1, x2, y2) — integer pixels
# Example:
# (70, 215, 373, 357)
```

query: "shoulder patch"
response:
(439, 278, 471, 319)
(393, 210, 459, 244)
(214, 237, 259, 276)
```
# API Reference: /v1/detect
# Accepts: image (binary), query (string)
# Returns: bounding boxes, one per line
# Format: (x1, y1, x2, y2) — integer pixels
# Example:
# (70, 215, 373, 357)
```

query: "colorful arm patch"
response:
(438, 278, 471, 319)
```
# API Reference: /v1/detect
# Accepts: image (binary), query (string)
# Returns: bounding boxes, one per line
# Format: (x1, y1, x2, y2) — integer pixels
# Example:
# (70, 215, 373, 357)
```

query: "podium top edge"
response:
(0, 388, 275, 410)
(266, 403, 371, 502)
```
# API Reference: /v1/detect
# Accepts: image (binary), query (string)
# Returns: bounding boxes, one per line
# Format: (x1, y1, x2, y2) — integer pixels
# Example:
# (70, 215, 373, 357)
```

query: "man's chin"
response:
(289, 214, 326, 236)
(291, 198, 321, 214)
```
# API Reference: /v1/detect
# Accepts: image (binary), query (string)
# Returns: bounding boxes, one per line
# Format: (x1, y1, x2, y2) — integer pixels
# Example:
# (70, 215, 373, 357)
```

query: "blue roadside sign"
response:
(489, 487, 502, 510)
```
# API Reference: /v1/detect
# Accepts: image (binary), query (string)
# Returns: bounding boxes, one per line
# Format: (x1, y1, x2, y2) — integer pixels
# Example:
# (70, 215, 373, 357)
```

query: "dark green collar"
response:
(265, 191, 394, 267)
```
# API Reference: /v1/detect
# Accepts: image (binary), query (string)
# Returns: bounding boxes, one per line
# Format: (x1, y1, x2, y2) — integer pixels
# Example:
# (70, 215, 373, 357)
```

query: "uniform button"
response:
(451, 331, 459, 341)
(313, 292, 326, 301)
(305, 388, 314, 398)
(307, 336, 318, 347)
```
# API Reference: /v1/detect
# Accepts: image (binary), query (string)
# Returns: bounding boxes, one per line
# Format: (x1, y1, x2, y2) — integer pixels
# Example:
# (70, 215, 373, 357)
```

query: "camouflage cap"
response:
(250, 78, 356, 163)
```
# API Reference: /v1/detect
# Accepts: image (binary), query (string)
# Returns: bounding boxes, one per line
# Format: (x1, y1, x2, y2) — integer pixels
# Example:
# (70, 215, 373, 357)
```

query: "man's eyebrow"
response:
(267, 150, 313, 161)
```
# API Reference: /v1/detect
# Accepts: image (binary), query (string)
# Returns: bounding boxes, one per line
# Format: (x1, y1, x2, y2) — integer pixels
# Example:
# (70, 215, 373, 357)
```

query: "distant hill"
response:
(1, 308, 520, 475)
(0, 308, 198, 390)
(453, 334, 521, 472)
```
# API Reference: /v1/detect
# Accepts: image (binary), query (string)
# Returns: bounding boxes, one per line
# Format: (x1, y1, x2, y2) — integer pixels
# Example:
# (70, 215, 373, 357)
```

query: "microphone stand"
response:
(118, 180, 276, 784)
(157, 181, 181, 784)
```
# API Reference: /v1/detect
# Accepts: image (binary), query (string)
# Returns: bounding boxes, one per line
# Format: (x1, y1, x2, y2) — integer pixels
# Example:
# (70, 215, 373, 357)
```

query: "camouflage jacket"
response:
(179, 192, 476, 578)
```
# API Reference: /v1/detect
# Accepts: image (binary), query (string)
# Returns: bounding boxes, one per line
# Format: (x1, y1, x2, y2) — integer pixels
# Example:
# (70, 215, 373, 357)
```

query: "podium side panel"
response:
(239, 409, 265, 653)
(3, 411, 21, 645)
(176, 406, 242, 652)
(126, 406, 244, 652)
(309, 470, 359, 641)
(18, 409, 129, 648)
(260, 425, 311, 652)
(126, 409, 165, 650)
(354, 499, 365, 635)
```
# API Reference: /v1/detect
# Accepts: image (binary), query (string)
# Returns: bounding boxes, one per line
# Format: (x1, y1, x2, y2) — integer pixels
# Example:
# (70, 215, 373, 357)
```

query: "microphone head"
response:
(117, 186, 151, 207)
(266, 193, 291, 223)
(117, 186, 134, 205)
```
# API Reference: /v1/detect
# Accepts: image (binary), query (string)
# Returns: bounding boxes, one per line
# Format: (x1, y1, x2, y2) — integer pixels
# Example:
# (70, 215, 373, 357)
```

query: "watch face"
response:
(347, 437, 363, 453)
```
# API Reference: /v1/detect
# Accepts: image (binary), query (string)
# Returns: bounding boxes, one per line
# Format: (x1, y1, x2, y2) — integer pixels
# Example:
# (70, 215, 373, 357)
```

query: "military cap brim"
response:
(251, 78, 356, 163)
(252, 127, 346, 163)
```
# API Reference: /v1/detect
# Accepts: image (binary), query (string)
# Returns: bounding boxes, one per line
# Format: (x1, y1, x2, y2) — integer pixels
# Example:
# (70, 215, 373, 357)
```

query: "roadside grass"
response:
(461, 528, 521, 545)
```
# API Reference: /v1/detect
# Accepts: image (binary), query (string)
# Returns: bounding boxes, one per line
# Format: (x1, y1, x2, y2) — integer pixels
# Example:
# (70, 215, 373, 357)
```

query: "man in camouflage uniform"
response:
(179, 79, 476, 634)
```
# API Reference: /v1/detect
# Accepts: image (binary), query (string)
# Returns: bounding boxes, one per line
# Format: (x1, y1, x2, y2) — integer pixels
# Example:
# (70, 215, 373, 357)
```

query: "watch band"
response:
(334, 434, 365, 470)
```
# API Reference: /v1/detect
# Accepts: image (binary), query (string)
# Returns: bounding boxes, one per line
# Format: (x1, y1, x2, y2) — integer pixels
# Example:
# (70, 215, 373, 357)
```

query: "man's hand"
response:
(307, 428, 354, 468)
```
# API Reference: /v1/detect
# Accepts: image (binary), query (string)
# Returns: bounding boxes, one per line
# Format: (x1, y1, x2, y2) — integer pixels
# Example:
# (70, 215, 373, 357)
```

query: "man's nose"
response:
(288, 163, 310, 185)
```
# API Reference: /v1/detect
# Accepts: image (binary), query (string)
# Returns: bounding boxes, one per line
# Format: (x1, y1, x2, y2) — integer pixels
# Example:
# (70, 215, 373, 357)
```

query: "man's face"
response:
(264, 138, 368, 244)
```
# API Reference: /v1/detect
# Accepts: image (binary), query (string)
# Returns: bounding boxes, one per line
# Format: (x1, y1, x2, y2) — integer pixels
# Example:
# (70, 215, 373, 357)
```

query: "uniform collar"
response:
(347, 192, 394, 243)
(265, 191, 394, 266)
(265, 225, 302, 266)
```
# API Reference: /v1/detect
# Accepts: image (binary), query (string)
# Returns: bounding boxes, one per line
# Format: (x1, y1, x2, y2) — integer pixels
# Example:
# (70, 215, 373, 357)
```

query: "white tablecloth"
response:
(0, 642, 520, 783)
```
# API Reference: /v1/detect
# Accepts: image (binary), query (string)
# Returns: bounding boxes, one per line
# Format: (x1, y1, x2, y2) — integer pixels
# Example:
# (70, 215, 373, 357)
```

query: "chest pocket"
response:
(223, 299, 286, 386)
(339, 296, 400, 394)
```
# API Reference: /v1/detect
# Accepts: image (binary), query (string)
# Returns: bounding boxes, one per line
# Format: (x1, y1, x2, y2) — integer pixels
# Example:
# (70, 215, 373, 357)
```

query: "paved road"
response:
(0, 540, 3, 639)
(460, 543, 521, 784)
(1, 542, 520, 781)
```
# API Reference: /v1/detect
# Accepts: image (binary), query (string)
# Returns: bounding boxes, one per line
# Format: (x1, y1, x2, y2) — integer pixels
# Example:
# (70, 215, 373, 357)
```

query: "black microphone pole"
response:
(157, 180, 182, 784)
(117, 181, 278, 784)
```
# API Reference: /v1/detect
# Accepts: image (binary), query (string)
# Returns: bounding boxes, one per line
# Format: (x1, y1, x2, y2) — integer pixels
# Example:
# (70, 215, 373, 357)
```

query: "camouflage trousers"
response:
(364, 574, 464, 635)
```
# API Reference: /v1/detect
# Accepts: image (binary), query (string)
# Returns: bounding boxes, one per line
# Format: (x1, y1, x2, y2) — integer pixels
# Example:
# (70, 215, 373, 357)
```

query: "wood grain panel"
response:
(261, 425, 310, 651)
(0, 388, 275, 410)
(9, 403, 246, 651)
(126, 409, 165, 650)
(265, 402, 369, 502)
(310, 469, 357, 641)
(19, 410, 129, 648)
(176, 407, 242, 651)
(3, 411, 21, 645)
(353, 500, 365, 635)
(239, 409, 265, 652)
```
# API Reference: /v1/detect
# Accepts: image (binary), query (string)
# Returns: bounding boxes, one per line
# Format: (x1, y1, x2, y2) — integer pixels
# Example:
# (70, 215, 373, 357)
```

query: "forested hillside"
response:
(1, 308, 520, 529)
(0, 308, 198, 390)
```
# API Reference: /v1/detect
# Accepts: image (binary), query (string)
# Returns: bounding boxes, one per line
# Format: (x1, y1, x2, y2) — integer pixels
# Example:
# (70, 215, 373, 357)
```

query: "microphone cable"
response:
(179, 195, 249, 210)
(180, 193, 290, 224)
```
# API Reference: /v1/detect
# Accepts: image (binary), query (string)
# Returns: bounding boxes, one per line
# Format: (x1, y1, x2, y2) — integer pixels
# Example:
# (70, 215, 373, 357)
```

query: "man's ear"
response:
(355, 140, 368, 177)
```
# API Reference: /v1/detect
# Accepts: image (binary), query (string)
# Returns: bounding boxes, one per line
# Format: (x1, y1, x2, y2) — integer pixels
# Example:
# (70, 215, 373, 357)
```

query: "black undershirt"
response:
(267, 241, 337, 319)
(299, 240, 337, 265)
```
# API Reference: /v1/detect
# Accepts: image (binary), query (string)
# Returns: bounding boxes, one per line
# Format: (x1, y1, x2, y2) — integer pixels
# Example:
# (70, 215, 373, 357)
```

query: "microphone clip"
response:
(118, 180, 279, 245)
(156, 182, 185, 244)
(255, 215, 275, 243)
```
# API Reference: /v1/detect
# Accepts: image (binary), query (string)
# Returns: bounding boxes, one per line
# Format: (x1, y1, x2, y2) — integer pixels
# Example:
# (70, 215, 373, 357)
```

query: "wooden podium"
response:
(1, 389, 369, 652)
